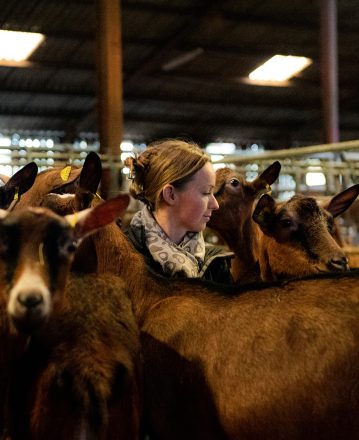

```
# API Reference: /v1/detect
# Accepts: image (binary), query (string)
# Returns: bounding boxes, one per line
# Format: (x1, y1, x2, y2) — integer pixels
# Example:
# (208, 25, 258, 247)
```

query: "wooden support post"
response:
(320, 0, 339, 143)
(96, 0, 123, 198)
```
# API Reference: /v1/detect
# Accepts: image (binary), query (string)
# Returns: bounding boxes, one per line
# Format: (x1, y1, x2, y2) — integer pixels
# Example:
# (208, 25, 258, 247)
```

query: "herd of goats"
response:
(0, 151, 359, 439)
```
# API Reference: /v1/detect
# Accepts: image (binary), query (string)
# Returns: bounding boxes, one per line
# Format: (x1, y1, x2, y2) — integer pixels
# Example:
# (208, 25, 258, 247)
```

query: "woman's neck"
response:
(152, 208, 185, 244)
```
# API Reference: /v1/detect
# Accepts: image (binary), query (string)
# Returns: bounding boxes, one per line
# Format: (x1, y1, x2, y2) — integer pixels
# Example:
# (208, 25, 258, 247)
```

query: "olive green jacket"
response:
(125, 225, 234, 284)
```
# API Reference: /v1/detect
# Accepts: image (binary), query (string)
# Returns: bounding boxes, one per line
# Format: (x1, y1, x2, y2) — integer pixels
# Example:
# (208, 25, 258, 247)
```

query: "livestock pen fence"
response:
(2, 139, 359, 188)
(1, 138, 358, 193)
(0, 138, 358, 262)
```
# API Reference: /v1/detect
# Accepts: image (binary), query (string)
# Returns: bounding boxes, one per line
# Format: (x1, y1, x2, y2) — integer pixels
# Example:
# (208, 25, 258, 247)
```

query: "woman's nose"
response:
(210, 194, 219, 210)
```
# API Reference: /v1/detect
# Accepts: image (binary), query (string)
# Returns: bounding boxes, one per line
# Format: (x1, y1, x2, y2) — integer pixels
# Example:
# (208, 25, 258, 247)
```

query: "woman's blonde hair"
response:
(125, 139, 210, 210)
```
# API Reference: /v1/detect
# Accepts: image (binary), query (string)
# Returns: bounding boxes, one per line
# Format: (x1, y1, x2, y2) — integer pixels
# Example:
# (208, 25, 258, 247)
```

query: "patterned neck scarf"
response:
(130, 206, 206, 278)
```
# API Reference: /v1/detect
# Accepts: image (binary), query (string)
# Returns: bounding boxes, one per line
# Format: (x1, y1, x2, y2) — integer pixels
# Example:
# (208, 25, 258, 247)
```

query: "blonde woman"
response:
(125, 139, 233, 283)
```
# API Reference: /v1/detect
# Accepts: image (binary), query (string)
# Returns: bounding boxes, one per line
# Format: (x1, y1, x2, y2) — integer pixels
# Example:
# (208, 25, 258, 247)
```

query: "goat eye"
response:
(57, 235, 77, 256)
(280, 219, 293, 228)
(229, 178, 240, 187)
(66, 241, 77, 254)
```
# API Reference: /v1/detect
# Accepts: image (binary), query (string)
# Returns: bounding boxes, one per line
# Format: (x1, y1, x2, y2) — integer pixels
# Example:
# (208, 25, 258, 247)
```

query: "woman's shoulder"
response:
(125, 223, 146, 252)
(204, 243, 234, 261)
(200, 244, 234, 284)
(125, 222, 142, 240)
(125, 223, 169, 277)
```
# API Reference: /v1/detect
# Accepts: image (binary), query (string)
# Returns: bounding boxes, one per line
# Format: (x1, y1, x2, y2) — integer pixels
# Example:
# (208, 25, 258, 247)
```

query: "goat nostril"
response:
(18, 293, 43, 309)
(328, 257, 349, 272)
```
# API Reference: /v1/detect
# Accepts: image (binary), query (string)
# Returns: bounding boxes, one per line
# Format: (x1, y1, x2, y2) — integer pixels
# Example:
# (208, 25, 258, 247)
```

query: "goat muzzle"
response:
(327, 256, 350, 272)
(17, 291, 44, 309)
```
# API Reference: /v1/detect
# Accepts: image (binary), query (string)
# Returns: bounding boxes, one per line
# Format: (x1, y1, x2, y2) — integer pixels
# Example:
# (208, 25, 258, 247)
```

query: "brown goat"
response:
(208, 166, 358, 282)
(42, 182, 359, 439)
(40, 152, 102, 217)
(0, 152, 101, 272)
(0, 198, 141, 440)
(302, 193, 359, 247)
(207, 162, 281, 281)
(252, 188, 359, 281)
(8, 163, 82, 210)
(41, 151, 112, 274)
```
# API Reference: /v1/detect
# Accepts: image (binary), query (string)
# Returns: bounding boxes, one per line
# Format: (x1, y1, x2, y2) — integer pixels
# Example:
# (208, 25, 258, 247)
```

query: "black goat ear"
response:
(252, 194, 276, 233)
(0, 162, 38, 209)
(73, 152, 103, 211)
(8, 162, 38, 196)
(78, 152, 102, 195)
(325, 184, 359, 218)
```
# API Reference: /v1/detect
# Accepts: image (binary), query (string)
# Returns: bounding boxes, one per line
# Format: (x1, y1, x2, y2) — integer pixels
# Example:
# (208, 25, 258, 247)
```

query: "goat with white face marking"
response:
(0, 198, 142, 440)
(3, 207, 75, 333)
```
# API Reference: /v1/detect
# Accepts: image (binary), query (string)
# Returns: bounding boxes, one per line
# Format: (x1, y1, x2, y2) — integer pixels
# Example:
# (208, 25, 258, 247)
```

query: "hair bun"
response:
(125, 155, 148, 203)
(124, 156, 135, 179)
(124, 156, 134, 169)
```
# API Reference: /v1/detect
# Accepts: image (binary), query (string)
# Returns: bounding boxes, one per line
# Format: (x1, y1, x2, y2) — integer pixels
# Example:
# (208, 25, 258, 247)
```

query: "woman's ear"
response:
(162, 184, 176, 205)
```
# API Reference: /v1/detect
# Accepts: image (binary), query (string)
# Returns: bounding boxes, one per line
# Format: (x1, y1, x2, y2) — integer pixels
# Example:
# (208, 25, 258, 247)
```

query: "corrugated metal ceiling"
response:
(0, 0, 358, 148)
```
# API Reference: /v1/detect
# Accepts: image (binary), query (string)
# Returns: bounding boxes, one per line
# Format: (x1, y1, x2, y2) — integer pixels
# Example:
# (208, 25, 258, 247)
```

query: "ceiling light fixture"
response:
(248, 54, 312, 83)
(0, 30, 45, 62)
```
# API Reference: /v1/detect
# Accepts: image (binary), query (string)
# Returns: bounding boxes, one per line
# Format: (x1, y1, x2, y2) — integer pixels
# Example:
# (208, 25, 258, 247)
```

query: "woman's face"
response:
(171, 162, 219, 236)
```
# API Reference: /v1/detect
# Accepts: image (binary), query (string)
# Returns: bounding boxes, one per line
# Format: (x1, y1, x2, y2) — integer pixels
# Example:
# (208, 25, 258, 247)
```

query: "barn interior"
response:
(1, 5, 359, 436)
(0, 0, 358, 249)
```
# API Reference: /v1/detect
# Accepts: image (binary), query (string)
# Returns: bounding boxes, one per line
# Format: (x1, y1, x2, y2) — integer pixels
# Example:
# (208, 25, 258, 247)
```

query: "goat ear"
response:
(252, 161, 281, 194)
(66, 193, 130, 239)
(252, 194, 276, 232)
(74, 152, 103, 211)
(325, 184, 359, 218)
(6, 162, 38, 196)
(78, 151, 102, 194)
(0, 162, 38, 209)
